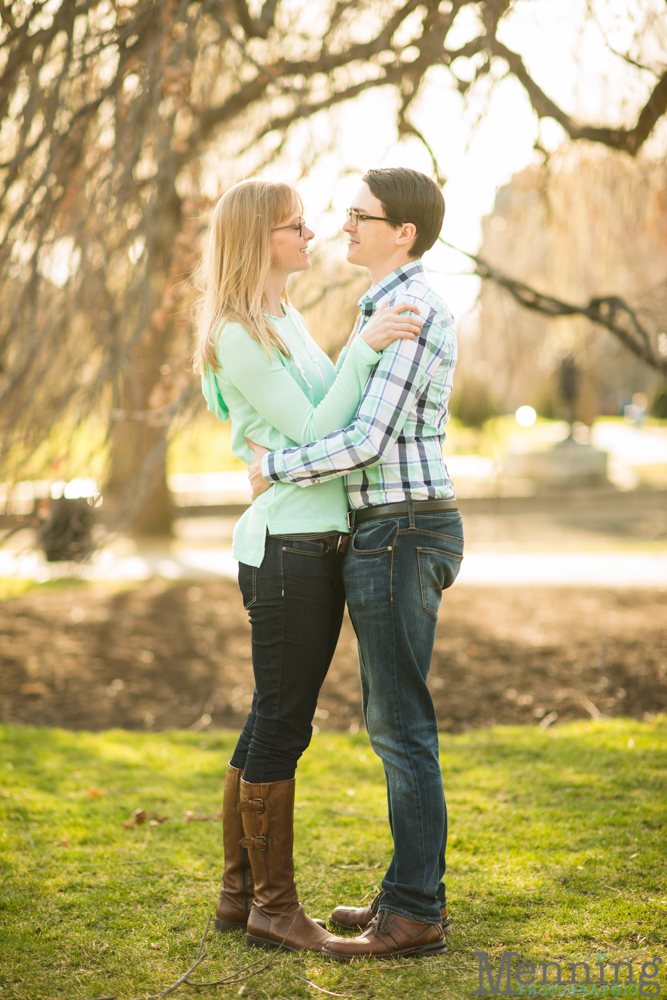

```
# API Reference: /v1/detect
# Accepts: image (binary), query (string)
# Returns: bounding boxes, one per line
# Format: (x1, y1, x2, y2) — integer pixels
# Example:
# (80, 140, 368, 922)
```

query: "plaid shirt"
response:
(262, 261, 457, 508)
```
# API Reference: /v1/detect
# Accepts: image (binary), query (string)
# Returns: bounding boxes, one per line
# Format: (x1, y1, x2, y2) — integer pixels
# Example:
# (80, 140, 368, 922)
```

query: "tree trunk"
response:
(107, 327, 175, 537)
(106, 184, 183, 537)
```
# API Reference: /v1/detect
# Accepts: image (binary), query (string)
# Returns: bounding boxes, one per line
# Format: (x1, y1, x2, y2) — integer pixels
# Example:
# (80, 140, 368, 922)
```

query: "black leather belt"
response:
(348, 498, 458, 528)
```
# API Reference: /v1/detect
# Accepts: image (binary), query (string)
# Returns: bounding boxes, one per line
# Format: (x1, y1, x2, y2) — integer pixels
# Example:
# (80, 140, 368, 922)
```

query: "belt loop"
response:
(407, 497, 415, 529)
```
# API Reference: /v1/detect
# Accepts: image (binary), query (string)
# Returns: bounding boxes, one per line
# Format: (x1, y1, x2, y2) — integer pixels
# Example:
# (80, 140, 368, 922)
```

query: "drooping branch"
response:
(443, 241, 667, 376)
(487, 39, 667, 156)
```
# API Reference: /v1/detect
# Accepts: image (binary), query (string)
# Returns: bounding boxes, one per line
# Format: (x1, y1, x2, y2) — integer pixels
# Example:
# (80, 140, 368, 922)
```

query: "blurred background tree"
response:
(1, 0, 666, 535)
(455, 149, 667, 424)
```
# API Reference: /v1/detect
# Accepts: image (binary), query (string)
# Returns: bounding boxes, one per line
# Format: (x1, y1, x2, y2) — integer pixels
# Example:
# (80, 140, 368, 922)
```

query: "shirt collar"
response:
(358, 260, 424, 314)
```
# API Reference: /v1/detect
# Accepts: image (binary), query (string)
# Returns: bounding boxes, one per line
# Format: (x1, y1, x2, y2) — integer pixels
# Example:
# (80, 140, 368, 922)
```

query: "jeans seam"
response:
(246, 550, 287, 781)
(378, 904, 441, 926)
(388, 563, 428, 899)
(416, 546, 443, 617)
(390, 543, 394, 602)
(282, 547, 327, 558)
(242, 566, 257, 610)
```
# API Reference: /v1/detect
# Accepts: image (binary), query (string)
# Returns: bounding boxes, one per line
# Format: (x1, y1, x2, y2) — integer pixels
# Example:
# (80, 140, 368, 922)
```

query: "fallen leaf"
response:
(132, 809, 147, 825)
(20, 682, 48, 697)
(149, 816, 170, 826)
(85, 788, 106, 797)
(150, 942, 160, 950)
(122, 821, 134, 829)
(55, 838, 71, 848)
(184, 810, 212, 822)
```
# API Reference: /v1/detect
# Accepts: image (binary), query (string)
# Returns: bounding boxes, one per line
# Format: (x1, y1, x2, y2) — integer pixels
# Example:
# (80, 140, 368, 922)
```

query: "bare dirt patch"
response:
(1, 580, 665, 733)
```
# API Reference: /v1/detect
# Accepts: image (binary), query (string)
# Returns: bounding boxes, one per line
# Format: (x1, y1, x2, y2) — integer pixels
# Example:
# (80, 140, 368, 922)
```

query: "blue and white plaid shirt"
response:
(262, 261, 457, 509)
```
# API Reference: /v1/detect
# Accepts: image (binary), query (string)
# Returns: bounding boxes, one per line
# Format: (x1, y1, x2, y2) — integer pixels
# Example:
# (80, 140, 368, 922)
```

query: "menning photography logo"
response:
(473, 951, 663, 997)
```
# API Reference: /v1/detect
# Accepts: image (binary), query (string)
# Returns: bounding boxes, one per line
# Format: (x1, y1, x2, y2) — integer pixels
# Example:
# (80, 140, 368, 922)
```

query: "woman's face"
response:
(270, 204, 314, 275)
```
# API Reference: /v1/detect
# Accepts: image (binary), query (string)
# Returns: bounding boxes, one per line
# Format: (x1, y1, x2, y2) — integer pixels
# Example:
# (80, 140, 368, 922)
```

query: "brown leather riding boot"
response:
(214, 764, 254, 932)
(330, 889, 451, 933)
(239, 777, 331, 953)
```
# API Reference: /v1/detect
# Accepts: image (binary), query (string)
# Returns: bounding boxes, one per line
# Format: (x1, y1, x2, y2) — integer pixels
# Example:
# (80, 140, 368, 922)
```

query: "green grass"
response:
(1, 719, 666, 999)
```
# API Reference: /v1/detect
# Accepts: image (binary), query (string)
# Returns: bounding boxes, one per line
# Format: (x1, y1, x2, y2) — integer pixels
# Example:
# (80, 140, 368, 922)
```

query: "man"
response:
(248, 167, 462, 960)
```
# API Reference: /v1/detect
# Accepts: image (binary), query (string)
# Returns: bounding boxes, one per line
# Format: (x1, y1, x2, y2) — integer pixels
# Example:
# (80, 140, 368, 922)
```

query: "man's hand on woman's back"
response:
(246, 439, 271, 501)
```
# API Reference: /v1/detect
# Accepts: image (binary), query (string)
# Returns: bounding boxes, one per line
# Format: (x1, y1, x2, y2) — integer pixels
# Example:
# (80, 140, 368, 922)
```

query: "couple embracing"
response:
(194, 167, 463, 962)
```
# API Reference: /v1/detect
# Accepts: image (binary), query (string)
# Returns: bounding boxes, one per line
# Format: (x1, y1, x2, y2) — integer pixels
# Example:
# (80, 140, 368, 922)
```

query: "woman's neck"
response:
(264, 268, 287, 317)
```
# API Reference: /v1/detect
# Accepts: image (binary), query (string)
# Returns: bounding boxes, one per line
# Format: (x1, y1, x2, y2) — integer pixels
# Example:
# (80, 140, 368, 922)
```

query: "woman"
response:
(193, 179, 421, 954)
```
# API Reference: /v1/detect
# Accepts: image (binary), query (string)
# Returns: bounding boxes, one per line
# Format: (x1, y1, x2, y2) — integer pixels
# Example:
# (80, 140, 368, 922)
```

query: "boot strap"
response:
(240, 835, 281, 851)
(239, 797, 277, 813)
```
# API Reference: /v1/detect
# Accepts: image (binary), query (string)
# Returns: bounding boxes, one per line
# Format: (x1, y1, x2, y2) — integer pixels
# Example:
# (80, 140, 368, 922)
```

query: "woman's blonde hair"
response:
(193, 179, 302, 373)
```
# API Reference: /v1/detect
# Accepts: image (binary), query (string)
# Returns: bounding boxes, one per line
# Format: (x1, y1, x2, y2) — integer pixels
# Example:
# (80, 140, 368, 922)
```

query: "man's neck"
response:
(367, 255, 419, 287)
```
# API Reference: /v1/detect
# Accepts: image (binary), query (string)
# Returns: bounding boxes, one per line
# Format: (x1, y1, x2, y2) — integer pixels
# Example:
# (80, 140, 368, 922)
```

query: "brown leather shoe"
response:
(240, 777, 330, 953)
(214, 764, 254, 932)
(323, 910, 446, 962)
(330, 890, 451, 934)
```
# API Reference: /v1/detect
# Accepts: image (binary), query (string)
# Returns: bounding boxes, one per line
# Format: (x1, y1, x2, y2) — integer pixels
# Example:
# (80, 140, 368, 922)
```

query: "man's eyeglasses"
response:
(346, 208, 403, 227)
(272, 218, 306, 237)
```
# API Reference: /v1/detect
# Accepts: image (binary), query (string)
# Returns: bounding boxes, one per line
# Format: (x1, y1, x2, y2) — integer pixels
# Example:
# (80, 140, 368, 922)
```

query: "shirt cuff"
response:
(262, 449, 321, 487)
(262, 452, 281, 483)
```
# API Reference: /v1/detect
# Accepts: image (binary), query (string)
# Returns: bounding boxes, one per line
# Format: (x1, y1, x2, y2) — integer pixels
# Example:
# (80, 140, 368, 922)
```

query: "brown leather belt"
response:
(348, 498, 458, 529)
(322, 534, 350, 555)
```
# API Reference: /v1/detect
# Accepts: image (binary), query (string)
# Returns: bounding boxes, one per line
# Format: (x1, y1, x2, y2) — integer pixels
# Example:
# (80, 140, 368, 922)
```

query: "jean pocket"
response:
(412, 513, 464, 545)
(417, 546, 462, 615)
(281, 539, 327, 557)
(351, 518, 399, 555)
(238, 562, 257, 609)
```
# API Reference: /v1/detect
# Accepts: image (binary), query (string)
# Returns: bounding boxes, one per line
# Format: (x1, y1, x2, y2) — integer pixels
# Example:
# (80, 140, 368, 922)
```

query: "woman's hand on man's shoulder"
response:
(360, 301, 423, 352)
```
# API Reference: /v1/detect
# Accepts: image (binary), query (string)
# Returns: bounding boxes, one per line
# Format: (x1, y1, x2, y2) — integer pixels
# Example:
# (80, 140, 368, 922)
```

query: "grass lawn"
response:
(0, 719, 666, 1000)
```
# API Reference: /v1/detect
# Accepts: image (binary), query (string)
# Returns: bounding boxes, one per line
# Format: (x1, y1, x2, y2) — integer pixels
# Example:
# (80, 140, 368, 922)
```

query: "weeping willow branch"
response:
(444, 240, 667, 377)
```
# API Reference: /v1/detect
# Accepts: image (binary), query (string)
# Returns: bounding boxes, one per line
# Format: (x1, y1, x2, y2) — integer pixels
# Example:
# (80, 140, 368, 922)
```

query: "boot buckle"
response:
(240, 835, 268, 850)
(239, 797, 265, 813)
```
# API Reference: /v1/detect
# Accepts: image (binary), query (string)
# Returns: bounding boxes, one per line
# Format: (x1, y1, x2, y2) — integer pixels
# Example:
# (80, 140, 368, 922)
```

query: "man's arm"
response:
(261, 300, 455, 486)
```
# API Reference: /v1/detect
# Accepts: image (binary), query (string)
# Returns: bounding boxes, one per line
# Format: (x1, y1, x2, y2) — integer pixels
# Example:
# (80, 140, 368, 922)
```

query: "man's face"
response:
(343, 182, 403, 270)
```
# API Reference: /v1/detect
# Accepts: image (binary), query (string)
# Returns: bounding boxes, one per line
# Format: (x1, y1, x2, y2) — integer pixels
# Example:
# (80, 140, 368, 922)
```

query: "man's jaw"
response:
(346, 239, 363, 264)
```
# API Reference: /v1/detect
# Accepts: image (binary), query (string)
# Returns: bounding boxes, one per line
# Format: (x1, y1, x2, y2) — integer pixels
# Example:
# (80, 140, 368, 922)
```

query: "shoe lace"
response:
(375, 910, 393, 935)
(369, 890, 385, 917)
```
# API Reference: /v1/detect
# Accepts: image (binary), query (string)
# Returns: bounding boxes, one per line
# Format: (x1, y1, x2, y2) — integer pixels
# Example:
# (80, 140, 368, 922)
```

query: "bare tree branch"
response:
(488, 38, 667, 155)
(443, 240, 667, 376)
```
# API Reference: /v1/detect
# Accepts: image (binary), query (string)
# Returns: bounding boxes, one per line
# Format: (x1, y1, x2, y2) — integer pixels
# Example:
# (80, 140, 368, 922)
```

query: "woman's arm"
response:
(219, 303, 423, 446)
(218, 323, 379, 446)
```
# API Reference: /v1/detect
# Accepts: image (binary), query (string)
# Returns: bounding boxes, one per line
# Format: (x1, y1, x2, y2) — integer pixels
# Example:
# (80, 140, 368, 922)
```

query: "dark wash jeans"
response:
(230, 534, 345, 783)
(343, 509, 464, 924)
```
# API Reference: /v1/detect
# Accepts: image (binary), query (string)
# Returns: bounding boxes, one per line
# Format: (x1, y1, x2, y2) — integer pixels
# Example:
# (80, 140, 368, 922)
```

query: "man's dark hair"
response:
(363, 167, 445, 259)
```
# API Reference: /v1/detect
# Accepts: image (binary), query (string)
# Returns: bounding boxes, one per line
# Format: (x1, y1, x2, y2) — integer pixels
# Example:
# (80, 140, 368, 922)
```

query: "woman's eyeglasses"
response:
(346, 208, 403, 226)
(272, 218, 306, 237)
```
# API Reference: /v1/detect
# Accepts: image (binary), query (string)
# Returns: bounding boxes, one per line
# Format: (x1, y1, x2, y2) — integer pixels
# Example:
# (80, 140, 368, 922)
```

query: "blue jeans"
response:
(231, 535, 345, 783)
(343, 509, 464, 924)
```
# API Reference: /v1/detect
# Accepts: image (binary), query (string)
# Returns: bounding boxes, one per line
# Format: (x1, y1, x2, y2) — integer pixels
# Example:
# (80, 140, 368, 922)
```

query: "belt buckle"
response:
(346, 510, 354, 530)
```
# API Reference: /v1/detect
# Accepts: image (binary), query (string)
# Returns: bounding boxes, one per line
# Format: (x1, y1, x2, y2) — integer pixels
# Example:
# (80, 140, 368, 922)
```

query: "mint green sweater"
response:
(201, 306, 380, 567)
